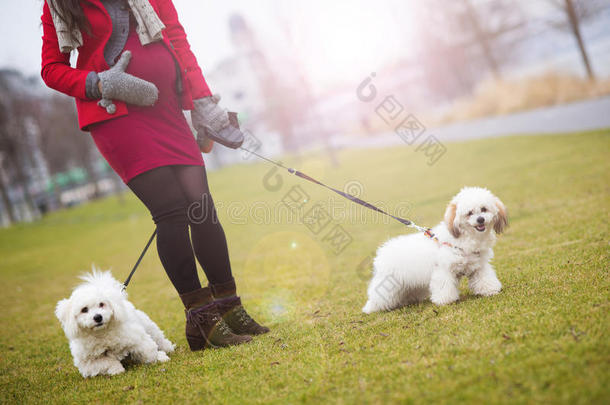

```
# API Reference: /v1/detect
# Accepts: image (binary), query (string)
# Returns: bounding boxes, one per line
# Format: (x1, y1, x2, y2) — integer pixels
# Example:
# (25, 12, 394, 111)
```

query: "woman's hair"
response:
(47, 0, 91, 39)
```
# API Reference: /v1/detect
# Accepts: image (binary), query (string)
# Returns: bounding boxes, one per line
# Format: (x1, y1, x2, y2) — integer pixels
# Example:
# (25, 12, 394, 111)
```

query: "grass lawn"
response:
(0, 131, 608, 404)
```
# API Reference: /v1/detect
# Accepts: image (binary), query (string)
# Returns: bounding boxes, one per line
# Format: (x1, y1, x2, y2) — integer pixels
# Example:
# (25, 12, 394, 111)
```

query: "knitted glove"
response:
(192, 95, 230, 133)
(97, 51, 159, 114)
(192, 95, 243, 149)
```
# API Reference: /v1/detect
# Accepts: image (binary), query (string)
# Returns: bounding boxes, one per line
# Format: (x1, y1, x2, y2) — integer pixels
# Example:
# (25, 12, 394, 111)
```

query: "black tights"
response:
(127, 165, 233, 294)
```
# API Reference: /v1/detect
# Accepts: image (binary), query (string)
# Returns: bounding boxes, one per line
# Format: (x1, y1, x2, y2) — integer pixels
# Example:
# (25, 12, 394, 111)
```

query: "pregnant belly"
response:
(121, 29, 180, 105)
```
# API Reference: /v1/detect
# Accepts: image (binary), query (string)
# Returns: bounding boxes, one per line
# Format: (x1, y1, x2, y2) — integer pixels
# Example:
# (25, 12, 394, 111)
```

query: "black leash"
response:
(123, 142, 432, 290)
(241, 147, 430, 233)
(122, 229, 157, 290)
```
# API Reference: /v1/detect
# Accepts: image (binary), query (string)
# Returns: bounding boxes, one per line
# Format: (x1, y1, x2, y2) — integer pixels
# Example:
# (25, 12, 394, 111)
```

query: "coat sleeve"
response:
(40, 2, 90, 100)
(156, 0, 212, 99)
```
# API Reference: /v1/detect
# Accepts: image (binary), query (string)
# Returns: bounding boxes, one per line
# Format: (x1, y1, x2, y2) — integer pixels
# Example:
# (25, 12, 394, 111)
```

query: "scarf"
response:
(46, 0, 166, 53)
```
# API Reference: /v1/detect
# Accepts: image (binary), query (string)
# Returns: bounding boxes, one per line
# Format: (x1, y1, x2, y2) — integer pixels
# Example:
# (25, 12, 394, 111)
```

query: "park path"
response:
(335, 95, 610, 149)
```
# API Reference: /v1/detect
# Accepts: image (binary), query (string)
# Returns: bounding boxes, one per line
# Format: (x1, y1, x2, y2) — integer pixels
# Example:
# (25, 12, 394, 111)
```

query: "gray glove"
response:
(192, 95, 244, 149)
(97, 51, 159, 114)
(192, 95, 231, 133)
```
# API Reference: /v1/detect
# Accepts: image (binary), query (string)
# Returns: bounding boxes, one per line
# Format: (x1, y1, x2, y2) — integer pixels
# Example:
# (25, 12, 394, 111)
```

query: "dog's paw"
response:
(470, 276, 502, 297)
(474, 283, 502, 297)
(107, 363, 125, 375)
(157, 351, 170, 362)
(158, 339, 175, 353)
(362, 301, 377, 314)
(430, 290, 459, 306)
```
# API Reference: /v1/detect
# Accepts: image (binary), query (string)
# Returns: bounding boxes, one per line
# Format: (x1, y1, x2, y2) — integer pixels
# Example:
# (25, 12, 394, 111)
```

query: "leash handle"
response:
(123, 229, 157, 290)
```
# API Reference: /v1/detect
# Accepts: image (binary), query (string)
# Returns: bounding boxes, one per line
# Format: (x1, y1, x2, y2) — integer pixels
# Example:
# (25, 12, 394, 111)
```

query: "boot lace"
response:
(186, 305, 216, 326)
(187, 306, 235, 338)
(215, 319, 233, 337)
(234, 306, 255, 326)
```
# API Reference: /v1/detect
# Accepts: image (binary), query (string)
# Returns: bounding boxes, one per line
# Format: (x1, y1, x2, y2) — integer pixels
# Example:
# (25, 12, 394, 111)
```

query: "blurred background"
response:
(0, 0, 609, 226)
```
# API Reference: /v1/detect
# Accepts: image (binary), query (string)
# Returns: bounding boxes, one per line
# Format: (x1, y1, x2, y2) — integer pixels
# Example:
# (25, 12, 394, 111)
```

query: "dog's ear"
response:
(444, 202, 460, 238)
(494, 198, 508, 234)
(107, 290, 128, 324)
(55, 299, 70, 322)
(111, 301, 128, 324)
(55, 298, 78, 337)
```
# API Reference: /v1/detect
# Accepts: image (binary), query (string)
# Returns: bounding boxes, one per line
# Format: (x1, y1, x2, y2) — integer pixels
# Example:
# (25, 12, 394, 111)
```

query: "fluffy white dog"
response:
(55, 269, 175, 377)
(362, 187, 508, 313)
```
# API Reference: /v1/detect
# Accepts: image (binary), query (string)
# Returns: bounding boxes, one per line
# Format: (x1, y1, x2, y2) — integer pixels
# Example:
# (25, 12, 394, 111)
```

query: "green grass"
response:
(1, 131, 608, 404)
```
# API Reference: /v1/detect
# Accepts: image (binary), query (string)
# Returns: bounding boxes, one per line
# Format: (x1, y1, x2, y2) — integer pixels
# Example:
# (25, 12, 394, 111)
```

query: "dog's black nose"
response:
(477, 216, 485, 224)
(93, 314, 103, 323)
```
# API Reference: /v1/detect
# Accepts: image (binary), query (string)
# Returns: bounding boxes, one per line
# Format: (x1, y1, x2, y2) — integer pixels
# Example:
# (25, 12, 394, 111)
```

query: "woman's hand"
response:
(97, 51, 159, 114)
(191, 95, 244, 149)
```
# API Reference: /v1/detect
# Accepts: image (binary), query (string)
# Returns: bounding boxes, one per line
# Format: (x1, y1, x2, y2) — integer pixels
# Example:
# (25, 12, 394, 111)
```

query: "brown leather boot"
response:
(210, 279, 270, 336)
(180, 287, 252, 351)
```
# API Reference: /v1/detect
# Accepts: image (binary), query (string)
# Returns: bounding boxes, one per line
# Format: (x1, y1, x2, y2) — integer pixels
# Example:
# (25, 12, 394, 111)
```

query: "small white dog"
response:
(362, 187, 508, 313)
(55, 269, 175, 377)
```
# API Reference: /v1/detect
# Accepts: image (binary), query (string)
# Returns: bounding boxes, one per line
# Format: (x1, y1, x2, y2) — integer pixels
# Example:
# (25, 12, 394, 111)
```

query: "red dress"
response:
(89, 22, 203, 183)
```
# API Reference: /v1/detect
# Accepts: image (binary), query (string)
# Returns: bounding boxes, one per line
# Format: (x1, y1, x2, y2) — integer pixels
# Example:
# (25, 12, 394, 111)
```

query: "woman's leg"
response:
(173, 165, 269, 336)
(128, 165, 253, 350)
(127, 166, 201, 294)
(171, 165, 233, 285)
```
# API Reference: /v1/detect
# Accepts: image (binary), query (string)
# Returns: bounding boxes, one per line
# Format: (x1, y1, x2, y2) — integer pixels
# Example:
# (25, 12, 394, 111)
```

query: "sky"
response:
(2, 1, 609, 92)
(0, 0, 268, 76)
(0, 0, 409, 88)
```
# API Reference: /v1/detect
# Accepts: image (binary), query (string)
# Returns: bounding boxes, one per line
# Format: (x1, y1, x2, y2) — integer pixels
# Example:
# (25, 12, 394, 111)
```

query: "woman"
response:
(41, 0, 268, 351)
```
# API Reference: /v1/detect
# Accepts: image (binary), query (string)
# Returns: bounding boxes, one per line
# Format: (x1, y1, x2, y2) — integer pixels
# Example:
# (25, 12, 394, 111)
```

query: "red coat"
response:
(41, 0, 212, 131)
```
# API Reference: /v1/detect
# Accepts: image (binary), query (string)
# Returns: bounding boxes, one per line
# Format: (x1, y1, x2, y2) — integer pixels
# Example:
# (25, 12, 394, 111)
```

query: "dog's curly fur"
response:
(55, 269, 175, 377)
(362, 187, 508, 313)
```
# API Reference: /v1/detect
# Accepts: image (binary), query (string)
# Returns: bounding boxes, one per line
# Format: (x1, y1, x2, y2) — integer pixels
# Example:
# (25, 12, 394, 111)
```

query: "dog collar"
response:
(424, 229, 480, 256)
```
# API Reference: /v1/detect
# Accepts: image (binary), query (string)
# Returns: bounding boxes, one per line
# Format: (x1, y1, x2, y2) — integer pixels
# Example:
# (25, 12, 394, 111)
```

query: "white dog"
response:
(55, 269, 175, 377)
(362, 187, 508, 313)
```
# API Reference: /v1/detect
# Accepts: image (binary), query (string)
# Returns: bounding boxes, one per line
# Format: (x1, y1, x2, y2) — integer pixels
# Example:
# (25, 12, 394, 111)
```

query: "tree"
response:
(412, 0, 526, 99)
(546, 0, 610, 80)
(0, 70, 42, 221)
(0, 69, 109, 224)
(36, 94, 103, 199)
(0, 152, 16, 224)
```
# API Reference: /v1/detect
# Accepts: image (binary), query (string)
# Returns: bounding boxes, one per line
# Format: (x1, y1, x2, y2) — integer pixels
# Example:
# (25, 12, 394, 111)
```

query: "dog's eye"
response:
(481, 207, 487, 212)
(467, 211, 473, 216)
(81, 307, 88, 313)
(99, 303, 104, 308)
